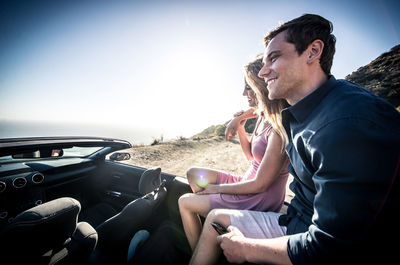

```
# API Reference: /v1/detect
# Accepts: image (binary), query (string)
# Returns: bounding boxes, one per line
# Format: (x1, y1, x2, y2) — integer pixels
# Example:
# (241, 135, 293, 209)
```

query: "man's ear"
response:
(307, 39, 324, 64)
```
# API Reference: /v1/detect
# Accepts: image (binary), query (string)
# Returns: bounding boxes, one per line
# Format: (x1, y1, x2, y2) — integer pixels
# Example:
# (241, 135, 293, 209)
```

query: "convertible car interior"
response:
(0, 137, 193, 265)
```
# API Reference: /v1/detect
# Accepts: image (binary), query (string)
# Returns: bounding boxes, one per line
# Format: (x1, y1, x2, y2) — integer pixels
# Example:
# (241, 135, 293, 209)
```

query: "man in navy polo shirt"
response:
(189, 14, 400, 265)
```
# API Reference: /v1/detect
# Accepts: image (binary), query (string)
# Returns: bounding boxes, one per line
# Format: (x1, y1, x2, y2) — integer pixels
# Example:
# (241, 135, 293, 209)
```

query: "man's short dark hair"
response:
(264, 14, 336, 75)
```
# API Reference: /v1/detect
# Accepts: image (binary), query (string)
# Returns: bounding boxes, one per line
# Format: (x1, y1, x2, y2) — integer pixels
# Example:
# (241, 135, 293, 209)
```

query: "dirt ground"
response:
(121, 136, 294, 203)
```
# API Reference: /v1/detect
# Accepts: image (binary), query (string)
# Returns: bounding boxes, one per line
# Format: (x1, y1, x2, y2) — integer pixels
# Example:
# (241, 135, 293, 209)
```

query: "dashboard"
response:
(0, 158, 97, 228)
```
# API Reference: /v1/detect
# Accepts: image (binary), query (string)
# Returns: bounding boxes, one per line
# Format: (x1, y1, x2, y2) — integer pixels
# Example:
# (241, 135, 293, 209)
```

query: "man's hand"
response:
(217, 225, 247, 264)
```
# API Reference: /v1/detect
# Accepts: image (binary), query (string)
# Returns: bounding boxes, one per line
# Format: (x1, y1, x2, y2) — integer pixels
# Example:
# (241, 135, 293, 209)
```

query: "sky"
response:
(0, 0, 399, 144)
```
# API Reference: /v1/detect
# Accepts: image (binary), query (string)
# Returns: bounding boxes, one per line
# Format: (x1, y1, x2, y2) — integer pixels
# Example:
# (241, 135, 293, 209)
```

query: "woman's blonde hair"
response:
(244, 54, 289, 152)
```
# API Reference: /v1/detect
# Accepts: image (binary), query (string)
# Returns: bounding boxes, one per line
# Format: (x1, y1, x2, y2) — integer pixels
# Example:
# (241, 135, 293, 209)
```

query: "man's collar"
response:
(285, 75, 337, 122)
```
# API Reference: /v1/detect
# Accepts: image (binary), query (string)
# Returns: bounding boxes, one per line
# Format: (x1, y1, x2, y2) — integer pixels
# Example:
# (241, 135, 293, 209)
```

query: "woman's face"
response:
(243, 81, 257, 108)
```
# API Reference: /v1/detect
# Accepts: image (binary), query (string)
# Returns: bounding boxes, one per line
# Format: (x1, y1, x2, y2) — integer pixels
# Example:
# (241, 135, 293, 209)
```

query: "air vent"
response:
(32, 173, 45, 184)
(12, 177, 27, 189)
(0, 181, 6, 193)
(0, 211, 7, 219)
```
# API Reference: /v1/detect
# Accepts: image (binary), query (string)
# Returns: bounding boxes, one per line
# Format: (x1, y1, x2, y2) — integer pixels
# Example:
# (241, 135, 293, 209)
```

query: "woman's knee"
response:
(187, 167, 218, 185)
(178, 193, 202, 210)
(186, 167, 201, 182)
(187, 167, 207, 192)
(179, 193, 211, 217)
(178, 193, 192, 210)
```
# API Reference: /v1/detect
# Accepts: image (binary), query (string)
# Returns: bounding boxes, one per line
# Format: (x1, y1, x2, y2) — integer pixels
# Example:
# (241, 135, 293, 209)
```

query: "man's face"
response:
(258, 31, 307, 103)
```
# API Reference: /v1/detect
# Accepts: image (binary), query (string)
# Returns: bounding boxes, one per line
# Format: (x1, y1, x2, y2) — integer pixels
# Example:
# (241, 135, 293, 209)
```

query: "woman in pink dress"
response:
(178, 55, 290, 250)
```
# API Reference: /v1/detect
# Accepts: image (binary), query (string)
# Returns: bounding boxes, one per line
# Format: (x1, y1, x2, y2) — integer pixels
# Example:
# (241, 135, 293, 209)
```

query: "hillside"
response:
(124, 136, 250, 178)
(194, 118, 257, 139)
(345, 44, 400, 108)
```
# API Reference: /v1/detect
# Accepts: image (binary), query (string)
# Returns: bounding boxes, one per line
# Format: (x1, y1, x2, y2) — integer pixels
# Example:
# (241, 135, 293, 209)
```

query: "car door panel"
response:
(91, 161, 147, 209)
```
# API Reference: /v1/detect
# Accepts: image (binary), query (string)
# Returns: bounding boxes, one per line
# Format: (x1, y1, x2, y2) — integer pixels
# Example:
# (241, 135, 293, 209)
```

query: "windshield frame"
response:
(0, 136, 131, 164)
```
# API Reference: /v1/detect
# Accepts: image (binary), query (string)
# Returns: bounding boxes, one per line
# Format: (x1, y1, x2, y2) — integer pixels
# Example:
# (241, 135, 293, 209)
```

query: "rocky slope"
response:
(345, 44, 400, 108)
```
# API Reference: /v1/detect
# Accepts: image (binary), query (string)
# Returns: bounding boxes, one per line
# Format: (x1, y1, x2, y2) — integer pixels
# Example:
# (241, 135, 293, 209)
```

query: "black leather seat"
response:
(0, 197, 97, 265)
(88, 167, 168, 265)
(79, 167, 164, 229)
(79, 202, 119, 229)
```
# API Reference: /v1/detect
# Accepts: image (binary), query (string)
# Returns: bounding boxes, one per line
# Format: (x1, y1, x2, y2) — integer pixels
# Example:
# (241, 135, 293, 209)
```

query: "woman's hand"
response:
(233, 110, 245, 117)
(225, 109, 257, 141)
(225, 113, 247, 141)
(195, 184, 220, 195)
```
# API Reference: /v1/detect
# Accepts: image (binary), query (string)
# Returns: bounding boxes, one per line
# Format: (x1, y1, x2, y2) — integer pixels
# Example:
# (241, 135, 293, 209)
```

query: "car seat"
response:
(79, 167, 163, 229)
(88, 167, 168, 265)
(0, 197, 97, 265)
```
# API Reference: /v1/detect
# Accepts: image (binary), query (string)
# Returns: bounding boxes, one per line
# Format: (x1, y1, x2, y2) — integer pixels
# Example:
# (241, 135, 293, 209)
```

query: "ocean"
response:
(0, 120, 164, 145)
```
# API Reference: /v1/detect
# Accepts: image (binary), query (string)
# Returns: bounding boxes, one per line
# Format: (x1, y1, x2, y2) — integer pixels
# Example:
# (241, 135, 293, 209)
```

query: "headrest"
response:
(0, 197, 80, 256)
(139, 167, 161, 194)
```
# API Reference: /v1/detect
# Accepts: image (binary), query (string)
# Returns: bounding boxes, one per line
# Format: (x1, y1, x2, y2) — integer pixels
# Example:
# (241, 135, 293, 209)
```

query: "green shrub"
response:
(245, 118, 257, 133)
(214, 124, 226, 136)
(151, 135, 163, 146)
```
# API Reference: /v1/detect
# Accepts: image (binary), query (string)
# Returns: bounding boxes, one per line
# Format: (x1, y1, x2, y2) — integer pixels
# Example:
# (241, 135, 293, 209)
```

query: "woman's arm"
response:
(225, 109, 258, 161)
(236, 122, 253, 161)
(225, 109, 257, 141)
(198, 131, 288, 195)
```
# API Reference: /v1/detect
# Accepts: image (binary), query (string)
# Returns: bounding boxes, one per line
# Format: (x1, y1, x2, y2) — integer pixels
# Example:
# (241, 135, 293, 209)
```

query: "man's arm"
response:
(287, 118, 400, 265)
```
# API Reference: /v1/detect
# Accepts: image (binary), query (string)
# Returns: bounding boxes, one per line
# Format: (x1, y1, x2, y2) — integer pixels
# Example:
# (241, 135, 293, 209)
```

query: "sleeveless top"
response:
(209, 118, 290, 212)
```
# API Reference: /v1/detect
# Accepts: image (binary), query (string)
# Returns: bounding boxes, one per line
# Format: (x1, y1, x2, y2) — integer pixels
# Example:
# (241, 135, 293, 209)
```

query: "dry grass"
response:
(121, 135, 294, 203)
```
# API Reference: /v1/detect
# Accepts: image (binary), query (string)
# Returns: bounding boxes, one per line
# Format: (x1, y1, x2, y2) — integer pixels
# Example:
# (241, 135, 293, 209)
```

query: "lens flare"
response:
(196, 175, 208, 188)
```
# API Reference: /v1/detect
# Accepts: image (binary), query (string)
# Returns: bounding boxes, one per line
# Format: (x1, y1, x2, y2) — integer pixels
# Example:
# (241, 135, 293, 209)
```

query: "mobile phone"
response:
(211, 222, 228, 235)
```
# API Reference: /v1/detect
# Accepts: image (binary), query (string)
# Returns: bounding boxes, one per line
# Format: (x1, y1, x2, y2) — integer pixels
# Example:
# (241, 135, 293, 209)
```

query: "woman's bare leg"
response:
(180, 167, 221, 250)
(178, 193, 211, 250)
(186, 167, 220, 193)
